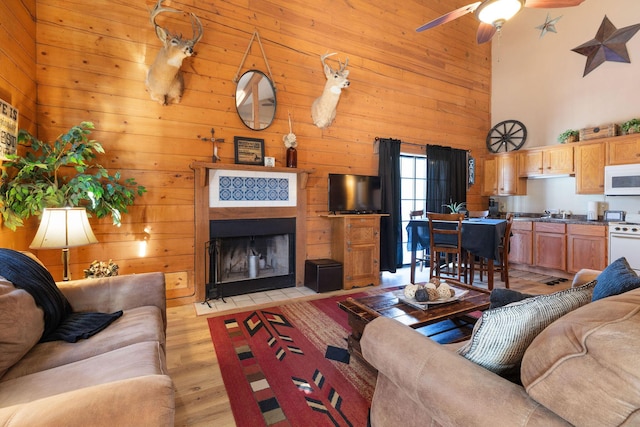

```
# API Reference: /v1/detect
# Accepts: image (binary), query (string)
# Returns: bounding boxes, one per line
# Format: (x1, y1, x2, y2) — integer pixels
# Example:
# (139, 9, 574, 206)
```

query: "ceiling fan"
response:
(416, 0, 585, 44)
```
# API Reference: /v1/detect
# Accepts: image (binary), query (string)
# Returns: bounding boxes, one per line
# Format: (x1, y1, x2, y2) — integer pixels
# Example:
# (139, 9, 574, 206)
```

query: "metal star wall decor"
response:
(536, 14, 562, 38)
(572, 15, 640, 77)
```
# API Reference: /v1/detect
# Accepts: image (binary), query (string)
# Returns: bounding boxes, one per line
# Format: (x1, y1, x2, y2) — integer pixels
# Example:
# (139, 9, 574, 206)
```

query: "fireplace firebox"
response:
(206, 218, 296, 298)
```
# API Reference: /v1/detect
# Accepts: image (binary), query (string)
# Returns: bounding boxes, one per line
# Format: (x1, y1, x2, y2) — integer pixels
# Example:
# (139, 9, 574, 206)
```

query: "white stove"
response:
(609, 213, 640, 274)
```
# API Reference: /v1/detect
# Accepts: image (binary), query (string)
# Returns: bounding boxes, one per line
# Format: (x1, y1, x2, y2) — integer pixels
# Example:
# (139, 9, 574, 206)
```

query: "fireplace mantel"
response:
(191, 162, 314, 302)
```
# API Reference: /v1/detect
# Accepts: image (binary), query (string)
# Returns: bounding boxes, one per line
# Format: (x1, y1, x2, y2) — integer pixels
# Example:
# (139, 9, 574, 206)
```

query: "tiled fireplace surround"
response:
(192, 162, 313, 302)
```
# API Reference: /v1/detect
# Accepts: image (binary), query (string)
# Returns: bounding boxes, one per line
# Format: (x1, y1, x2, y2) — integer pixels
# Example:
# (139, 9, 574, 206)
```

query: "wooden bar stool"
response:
(427, 212, 465, 282)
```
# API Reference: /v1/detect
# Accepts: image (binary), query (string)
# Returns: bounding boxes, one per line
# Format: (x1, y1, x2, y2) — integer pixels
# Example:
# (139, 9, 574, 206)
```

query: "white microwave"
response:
(605, 164, 640, 196)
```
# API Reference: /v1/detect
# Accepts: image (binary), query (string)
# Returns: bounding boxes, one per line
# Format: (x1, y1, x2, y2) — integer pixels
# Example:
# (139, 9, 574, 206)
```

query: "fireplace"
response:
(206, 218, 296, 298)
(192, 163, 312, 305)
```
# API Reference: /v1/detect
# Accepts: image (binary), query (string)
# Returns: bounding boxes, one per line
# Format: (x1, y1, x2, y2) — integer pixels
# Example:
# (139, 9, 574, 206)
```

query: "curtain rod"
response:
(374, 137, 470, 152)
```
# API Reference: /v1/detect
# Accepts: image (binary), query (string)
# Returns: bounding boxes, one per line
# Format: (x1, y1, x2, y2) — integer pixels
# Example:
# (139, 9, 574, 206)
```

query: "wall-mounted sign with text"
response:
(0, 99, 19, 160)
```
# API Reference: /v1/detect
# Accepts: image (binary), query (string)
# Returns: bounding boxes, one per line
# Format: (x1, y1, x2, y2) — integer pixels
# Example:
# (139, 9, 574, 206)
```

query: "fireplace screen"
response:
(208, 218, 295, 297)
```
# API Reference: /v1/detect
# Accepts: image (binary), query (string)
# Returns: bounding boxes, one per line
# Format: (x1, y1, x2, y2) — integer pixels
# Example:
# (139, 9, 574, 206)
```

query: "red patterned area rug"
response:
(207, 292, 378, 427)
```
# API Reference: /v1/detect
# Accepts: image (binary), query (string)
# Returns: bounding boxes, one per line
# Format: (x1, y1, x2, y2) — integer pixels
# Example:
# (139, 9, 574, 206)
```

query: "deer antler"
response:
(145, 0, 204, 105)
(320, 52, 338, 73)
(149, 0, 202, 47)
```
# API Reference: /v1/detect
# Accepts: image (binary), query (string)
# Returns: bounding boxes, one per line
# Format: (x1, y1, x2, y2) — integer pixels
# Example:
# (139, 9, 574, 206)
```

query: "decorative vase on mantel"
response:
(283, 111, 298, 168)
(286, 147, 297, 168)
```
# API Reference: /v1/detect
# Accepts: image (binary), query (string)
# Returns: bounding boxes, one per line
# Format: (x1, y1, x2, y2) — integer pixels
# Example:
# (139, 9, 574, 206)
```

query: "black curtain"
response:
(378, 138, 402, 273)
(426, 145, 467, 213)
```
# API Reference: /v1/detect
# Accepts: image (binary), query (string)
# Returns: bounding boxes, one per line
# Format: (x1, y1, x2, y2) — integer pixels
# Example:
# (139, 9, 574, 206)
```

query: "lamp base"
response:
(62, 248, 71, 281)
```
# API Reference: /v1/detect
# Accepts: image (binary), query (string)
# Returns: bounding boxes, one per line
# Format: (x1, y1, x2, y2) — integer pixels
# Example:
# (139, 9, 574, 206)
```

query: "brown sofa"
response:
(0, 271, 175, 426)
(361, 269, 640, 426)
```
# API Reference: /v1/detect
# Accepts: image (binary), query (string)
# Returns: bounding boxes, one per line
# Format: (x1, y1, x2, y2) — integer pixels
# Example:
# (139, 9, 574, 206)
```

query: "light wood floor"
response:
(166, 266, 574, 426)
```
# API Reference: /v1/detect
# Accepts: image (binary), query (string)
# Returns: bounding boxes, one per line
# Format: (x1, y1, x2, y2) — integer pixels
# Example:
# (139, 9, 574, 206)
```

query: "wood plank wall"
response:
(1, 0, 490, 305)
(0, 0, 37, 249)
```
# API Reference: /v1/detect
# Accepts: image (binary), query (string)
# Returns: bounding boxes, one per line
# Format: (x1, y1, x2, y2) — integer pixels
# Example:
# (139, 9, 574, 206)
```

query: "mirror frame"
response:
(235, 70, 277, 131)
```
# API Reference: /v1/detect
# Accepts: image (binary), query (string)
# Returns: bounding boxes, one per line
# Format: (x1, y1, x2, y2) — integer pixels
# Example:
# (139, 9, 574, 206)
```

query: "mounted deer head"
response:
(145, 0, 203, 105)
(311, 53, 350, 129)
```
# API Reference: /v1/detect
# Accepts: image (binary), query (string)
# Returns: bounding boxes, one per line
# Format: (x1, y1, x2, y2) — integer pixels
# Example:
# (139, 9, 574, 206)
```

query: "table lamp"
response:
(30, 207, 98, 281)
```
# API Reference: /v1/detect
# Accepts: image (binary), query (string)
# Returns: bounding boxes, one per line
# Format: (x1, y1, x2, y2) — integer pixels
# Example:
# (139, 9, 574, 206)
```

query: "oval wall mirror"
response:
(235, 70, 276, 131)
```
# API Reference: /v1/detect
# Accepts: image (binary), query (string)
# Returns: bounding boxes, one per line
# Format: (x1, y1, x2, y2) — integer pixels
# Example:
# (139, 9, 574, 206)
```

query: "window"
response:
(400, 155, 427, 265)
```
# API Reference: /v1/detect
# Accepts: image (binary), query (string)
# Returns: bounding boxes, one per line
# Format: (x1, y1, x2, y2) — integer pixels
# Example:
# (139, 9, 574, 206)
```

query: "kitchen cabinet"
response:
(482, 153, 526, 196)
(519, 145, 574, 177)
(575, 141, 605, 194)
(534, 222, 567, 271)
(509, 220, 533, 265)
(606, 134, 640, 165)
(567, 224, 607, 273)
(329, 214, 382, 289)
(481, 157, 498, 196)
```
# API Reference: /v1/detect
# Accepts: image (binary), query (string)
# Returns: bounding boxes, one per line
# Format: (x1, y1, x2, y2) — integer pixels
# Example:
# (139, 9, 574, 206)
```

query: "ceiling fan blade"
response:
(416, 2, 482, 32)
(477, 22, 497, 44)
(524, 0, 585, 8)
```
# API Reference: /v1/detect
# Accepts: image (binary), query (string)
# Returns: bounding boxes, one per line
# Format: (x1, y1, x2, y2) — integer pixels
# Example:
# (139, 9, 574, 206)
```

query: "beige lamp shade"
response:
(30, 207, 98, 249)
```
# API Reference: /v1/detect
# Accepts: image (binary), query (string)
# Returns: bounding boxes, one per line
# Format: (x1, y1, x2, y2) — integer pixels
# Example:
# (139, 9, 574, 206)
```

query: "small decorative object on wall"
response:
(536, 13, 562, 38)
(486, 120, 527, 153)
(311, 53, 350, 129)
(146, 0, 203, 105)
(557, 129, 579, 143)
(468, 156, 475, 186)
(199, 128, 225, 162)
(283, 111, 297, 168)
(234, 136, 265, 165)
(572, 16, 640, 77)
(0, 98, 18, 160)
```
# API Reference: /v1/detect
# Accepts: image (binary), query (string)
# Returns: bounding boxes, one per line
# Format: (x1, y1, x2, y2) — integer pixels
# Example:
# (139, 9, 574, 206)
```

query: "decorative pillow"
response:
(457, 280, 596, 376)
(489, 288, 534, 309)
(0, 276, 45, 378)
(592, 257, 640, 301)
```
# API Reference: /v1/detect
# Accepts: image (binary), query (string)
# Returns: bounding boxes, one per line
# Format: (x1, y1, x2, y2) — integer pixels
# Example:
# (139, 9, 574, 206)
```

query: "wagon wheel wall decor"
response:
(486, 120, 527, 153)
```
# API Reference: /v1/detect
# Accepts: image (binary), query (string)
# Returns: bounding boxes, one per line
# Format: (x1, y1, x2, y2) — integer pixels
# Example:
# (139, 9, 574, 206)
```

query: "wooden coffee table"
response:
(338, 280, 490, 362)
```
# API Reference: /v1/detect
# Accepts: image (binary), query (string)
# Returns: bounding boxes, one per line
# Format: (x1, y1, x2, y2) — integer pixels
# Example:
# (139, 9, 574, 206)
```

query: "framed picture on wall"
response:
(234, 136, 265, 165)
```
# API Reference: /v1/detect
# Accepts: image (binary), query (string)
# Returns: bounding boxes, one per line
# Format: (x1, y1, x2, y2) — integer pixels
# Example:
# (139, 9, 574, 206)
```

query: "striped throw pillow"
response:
(457, 281, 596, 375)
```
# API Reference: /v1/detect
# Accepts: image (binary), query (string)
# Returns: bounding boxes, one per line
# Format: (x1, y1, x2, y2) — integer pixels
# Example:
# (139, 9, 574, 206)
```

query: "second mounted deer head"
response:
(311, 53, 350, 129)
(146, 0, 203, 105)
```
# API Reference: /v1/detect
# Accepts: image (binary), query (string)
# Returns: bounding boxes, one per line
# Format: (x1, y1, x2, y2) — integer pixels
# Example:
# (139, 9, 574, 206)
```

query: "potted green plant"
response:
(442, 201, 466, 213)
(557, 129, 579, 143)
(621, 118, 640, 135)
(0, 122, 146, 231)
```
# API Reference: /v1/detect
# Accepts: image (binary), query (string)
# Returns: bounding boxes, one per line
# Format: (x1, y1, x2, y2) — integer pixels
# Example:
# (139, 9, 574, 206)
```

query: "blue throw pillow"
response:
(592, 257, 640, 301)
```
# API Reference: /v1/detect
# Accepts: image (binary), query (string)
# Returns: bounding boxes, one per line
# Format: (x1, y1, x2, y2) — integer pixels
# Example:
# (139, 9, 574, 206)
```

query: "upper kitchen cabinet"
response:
(482, 153, 526, 196)
(519, 145, 574, 177)
(607, 134, 640, 165)
(575, 141, 606, 194)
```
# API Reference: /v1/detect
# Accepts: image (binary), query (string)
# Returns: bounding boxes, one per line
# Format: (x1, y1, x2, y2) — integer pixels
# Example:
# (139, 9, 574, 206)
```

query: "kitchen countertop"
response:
(501, 214, 609, 226)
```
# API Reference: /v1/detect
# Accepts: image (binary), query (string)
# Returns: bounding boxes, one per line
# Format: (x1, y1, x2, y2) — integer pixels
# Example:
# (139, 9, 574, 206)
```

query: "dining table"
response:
(406, 218, 508, 289)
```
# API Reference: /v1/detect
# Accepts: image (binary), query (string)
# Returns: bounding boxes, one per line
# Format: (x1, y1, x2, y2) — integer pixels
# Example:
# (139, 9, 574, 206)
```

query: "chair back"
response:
(409, 209, 424, 219)
(468, 210, 489, 218)
(427, 212, 464, 249)
(501, 213, 514, 258)
(427, 212, 465, 281)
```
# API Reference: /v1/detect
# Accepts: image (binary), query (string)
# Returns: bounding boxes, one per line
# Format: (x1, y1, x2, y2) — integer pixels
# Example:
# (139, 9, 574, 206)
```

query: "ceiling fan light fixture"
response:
(475, 0, 524, 27)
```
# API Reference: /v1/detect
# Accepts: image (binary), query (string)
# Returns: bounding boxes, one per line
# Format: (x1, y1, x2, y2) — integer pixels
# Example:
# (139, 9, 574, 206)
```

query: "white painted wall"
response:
(492, 0, 640, 217)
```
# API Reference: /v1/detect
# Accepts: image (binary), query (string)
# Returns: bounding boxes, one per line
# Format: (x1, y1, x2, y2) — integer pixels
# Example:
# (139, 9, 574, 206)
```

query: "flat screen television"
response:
(328, 173, 382, 214)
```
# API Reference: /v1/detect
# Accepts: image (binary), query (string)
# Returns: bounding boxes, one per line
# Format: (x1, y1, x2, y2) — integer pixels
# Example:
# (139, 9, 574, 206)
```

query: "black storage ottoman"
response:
(304, 259, 343, 293)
